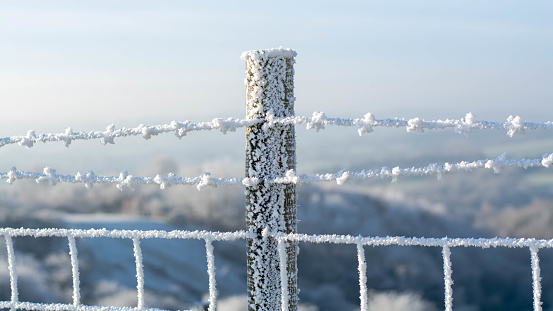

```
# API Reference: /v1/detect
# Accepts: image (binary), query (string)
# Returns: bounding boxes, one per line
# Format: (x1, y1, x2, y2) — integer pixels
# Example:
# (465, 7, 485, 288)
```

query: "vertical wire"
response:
(4, 234, 18, 311)
(530, 245, 543, 311)
(278, 239, 290, 311)
(133, 237, 145, 310)
(67, 235, 81, 308)
(357, 243, 369, 311)
(442, 246, 454, 311)
(205, 238, 217, 311)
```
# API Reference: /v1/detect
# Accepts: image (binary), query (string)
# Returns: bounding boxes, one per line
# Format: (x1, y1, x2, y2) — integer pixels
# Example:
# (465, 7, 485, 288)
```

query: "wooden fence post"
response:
(242, 48, 298, 311)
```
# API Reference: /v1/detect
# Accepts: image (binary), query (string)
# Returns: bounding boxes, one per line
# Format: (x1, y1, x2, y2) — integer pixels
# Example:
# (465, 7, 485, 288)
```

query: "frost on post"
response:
(243, 48, 298, 311)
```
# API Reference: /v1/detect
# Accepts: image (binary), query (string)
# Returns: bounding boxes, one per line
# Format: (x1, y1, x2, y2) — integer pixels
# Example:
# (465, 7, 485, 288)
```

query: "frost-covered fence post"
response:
(242, 48, 298, 311)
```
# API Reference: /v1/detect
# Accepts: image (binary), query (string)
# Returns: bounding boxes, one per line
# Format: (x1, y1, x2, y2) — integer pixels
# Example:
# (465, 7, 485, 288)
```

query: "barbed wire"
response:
(282, 112, 553, 137)
(2, 113, 551, 148)
(0, 168, 242, 190)
(289, 152, 553, 185)
(0, 118, 261, 148)
(2, 153, 551, 190)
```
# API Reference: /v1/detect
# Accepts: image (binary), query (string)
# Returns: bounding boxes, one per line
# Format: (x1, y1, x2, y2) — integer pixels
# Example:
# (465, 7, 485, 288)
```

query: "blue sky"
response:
(1, 0, 552, 135)
(0, 1, 552, 176)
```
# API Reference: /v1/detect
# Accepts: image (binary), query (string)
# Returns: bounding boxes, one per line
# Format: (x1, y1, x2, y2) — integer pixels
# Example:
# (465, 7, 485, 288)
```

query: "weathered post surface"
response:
(242, 48, 298, 311)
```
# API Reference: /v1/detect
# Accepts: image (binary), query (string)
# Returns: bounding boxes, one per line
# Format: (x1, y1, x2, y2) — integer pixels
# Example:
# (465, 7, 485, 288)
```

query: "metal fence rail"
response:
(2, 228, 551, 311)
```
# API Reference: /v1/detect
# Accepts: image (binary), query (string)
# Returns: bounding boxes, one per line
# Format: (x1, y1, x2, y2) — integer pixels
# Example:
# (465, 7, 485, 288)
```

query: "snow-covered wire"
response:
(277, 233, 553, 249)
(357, 243, 369, 311)
(4, 233, 19, 311)
(442, 246, 454, 311)
(276, 112, 553, 137)
(3, 227, 553, 311)
(287, 152, 553, 185)
(0, 301, 169, 311)
(5, 227, 553, 249)
(0, 167, 243, 190)
(2, 113, 551, 149)
(67, 235, 81, 308)
(2, 153, 552, 190)
(0, 228, 250, 241)
(133, 237, 145, 310)
(204, 238, 217, 311)
(530, 245, 543, 311)
(278, 239, 290, 311)
(0, 119, 261, 148)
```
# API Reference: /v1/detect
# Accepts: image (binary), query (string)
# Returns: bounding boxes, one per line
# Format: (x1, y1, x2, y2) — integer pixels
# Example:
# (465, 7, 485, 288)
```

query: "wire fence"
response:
(2, 228, 552, 311)
(2, 48, 552, 311)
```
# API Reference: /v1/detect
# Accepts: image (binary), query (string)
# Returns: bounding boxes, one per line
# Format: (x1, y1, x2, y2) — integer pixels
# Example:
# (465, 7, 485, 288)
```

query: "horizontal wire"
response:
(2, 153, 551, 189)
(2, 112, 551, 148)
(2, 227, 553, 249)
(0, 227, 250, 241)
(0, 118, 261, 148)
(0, 301, 170, 311)
(0, 168, 243, 190)
(276, 233, 553, 249)
(289, 152, 553, 185)
(280, 112, 553, 137)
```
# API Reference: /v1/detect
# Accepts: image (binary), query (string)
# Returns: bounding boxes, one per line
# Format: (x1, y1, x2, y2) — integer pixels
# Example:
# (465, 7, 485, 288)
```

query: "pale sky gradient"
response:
(1, 1, 552, 132)
(0, 1, 552, 175)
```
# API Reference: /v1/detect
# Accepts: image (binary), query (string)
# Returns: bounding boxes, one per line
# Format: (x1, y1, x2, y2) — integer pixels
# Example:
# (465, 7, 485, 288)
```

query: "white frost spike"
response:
(61, 127, 73, 147)
(18, 130, 36, 148)
(391, 167, 402, 183)
(7, 167, 17, 184)
(75, 171, 96, 189)
(212, 117, 241, 134)
(358, 113, 376, 136)
(116, 171, 133, 191)
(212, 118, 227, 134)
(242, 177, 260, 187)
(154, 173, 176, 190)
(541, 153, 553, 168)
(406, 117, 425, 133)
(485, 153, 509, 173)
(455, 112, 475, 136)
(170, 120, 184, 138)
(36, 167, 58, 186)
(274, 170, 299, 184)
(139, 124, 156, 140)
(197, 172, 214, 191)
(336, 170, 349, 185)
(306, 111, 326, 131)
(507, 115, 526, 137)
(101, 124, 116, 145)
(530, 245, 543, 311)
(443, 246, 454, 311)
(285, 170, 298, 184)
